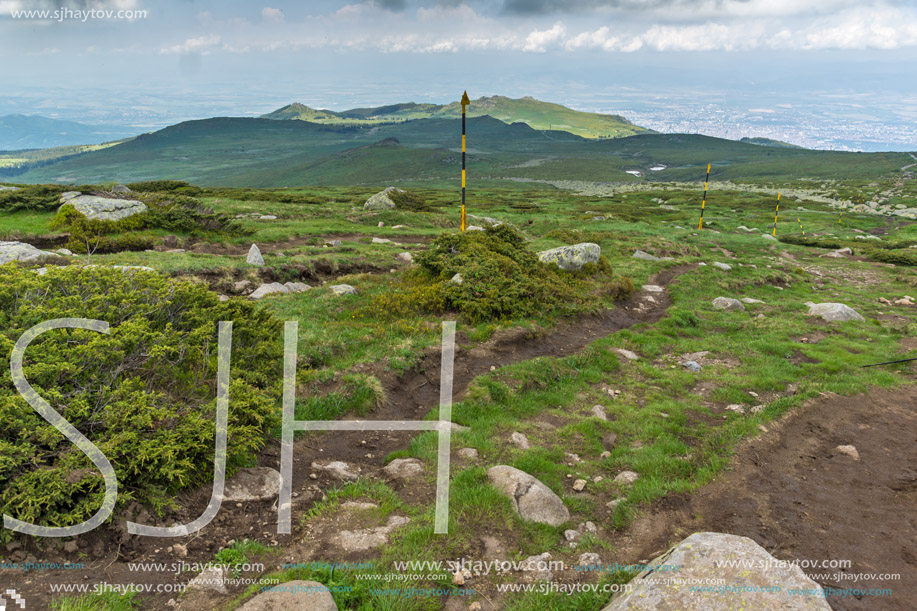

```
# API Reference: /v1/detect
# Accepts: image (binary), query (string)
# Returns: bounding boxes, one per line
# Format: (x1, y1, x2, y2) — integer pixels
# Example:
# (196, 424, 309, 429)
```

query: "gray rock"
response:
(804, 302, 865, 322)
(458, 447, 479, 460)
(712, 297, 745, 311)
(311, 460, 361, 480)
(632, 250, 673, 261)
(372, 237, 393, 244)
(111, 184, 131, 193)
(0, 241, 59, 264)
(468, 214, 502, 226)
(246, 244, 265, 266)
(238, 580, 338, 611)
(259, 215, 277, 220)
(450, 273, 463, 285)
(249, 282, 289, 300)
(383, 458, 424, 479)
(591, 405, 607, 420)
(396, 252, 413, 263)
(466, 225, 484, 231)
(364, 187, 403, 210)
(283, 282, 311, 293)
(487, 465, 570, 527)
(616, 348, 640, 361)
(517, 552, 554, 582)
(578, 552, 601, 567)
(326, 239, 343, 247)
(338, 515, 411, 552)
(330, 284, 357, 296)
(613, 470, 639, 485)
(761, 234, 778, 241)
(67, 195, 146, 221)
(836, 444, 860, 460)
(234, 279, 252, 293)
(740, 297, 764, 304)
(223, 467, 281, 502)
(0, 185, 21, 192)
(712, 261, 732, 271)
(59, 191, 81, 202)
(189, 566, 229, 594)
(601, 532, 832, 610)
(537, 243, 601, 271)
(510, 432, 530, 449)
(682, 360, 702, 372)
(642, 284, 664, 293)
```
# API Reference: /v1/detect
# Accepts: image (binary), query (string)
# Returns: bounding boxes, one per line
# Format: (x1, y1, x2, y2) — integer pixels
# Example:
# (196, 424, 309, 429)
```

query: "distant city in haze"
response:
(3, 0, 916, 152)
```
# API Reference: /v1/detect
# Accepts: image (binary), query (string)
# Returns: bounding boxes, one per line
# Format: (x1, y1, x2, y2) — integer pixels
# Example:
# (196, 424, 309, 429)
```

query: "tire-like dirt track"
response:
(621, 384, 917, 611)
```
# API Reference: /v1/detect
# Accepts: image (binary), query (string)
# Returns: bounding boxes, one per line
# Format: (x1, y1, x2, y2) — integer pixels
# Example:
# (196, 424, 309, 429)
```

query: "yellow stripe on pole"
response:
(772, 192, 781, 236)
(462, 134, 466, 151)
(462, 169, 466, 188)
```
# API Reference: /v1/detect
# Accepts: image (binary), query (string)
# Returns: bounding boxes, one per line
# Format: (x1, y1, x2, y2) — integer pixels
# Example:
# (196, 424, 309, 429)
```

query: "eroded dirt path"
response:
(618, 384, 917, 611)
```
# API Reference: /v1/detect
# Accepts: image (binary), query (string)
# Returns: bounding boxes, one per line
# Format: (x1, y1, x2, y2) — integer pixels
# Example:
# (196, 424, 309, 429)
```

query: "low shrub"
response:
(0, 265, 283, 539)
(368, 225, 632, 324)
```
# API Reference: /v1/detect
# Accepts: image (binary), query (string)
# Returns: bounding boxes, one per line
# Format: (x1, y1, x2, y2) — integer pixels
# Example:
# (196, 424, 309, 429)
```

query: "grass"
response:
(3, 175, 916, 610)
(50, 591, 140, 611)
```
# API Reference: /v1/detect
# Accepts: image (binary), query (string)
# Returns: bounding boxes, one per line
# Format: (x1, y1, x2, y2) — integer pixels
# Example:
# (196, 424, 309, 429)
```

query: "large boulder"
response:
(602, 532, 831, 610)
(0, 241, 59, 264)
(487, 465, 569, 527)
(537, 243, 601, 271)
(66, 195, 146, 221)
(249, 282, 289, 300)
(237, 580, 338, 611)
(364, 187, 403, 210)
(805, 302, 865, 322)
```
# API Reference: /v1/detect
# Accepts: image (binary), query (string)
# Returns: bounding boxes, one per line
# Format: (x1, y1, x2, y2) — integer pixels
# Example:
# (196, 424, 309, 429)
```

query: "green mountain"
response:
(12, 114, 909, 188)
(262, 95, 649, 140)
(0, 114, 138, 151)
(740, 137, 804, 149)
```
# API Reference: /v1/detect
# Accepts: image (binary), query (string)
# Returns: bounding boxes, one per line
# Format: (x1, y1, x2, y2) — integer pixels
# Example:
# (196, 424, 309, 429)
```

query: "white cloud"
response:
(161, 34, 221, 55)
(261, 7, 284, 22)
(523, 22, 566, 52)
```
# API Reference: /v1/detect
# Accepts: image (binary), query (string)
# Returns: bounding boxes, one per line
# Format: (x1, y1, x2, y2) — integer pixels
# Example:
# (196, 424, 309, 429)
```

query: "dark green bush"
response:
(0, 185, 65, 212)
(0, 265, 283, 539)
(125, 180, 202, 196)
(867, 248, 917, 266)
(369, 225, 632, 324)
(388, 189, 433, 212)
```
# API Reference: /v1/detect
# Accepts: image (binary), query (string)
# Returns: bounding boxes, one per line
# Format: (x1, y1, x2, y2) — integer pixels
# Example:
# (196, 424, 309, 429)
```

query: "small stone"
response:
(372, 237, 393, 244)
(63, 540, 78, 553)
(564, 529, 581, 542)
(600, 451, 611, 459)
(836, 445, 860, 460)
(725, 404, 747, 415)
(246, 244, 264, 266)
(173, 543, 188, 558)
(712, 261, 732, 271)
(378, 221, 385, 228)
(591, 405, 607, 420)
(573, 479, 587, 492)
(330, 284, 357, 296)
(452, 571, 465, 585)
(450, 273, 463, 285)
(642, 284, 664, 293)
(614, 470, 639, 485)
(510, 432, 530, 450)
(682, 360, 702, 372)
(579, 552, 601, 567)
(396, 252, 413, 263)
(616, 348, 639, 361)
(712, 297, 745, 311)
(458, 447, 479, 460)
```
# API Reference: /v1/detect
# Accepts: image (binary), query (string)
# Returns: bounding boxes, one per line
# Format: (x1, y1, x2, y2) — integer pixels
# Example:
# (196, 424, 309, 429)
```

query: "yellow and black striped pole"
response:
(797, 217, 807, 241)
(838, 211, 843, 226)
(772, 192, 781, 236)
(460, 90, 470, 231)
(698, 162, 711, 230)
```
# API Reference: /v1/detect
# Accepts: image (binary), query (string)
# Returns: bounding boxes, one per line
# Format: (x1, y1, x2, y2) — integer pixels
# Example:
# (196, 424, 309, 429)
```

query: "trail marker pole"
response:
(797, 217, 807, 241)
(839, 212, 843, 226)
(698, 162, 710, 230)
(772, 192, 781, 237)
(460, 91, 470, 232)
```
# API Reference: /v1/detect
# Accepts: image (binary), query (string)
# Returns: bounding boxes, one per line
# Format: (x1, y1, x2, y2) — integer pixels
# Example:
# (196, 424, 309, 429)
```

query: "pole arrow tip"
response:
(461, 91, 470, 106)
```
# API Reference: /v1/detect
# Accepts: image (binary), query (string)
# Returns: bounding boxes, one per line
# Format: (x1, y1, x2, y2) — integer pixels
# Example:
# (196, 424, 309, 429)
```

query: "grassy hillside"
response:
(263, 95, 649, 139)
(0, 114, 138, 150)
(11, 115, 912, 188)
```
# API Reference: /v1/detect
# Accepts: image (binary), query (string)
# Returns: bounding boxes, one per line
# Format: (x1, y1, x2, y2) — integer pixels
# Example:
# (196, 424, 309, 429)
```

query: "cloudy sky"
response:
(1, 0, 916, 147)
